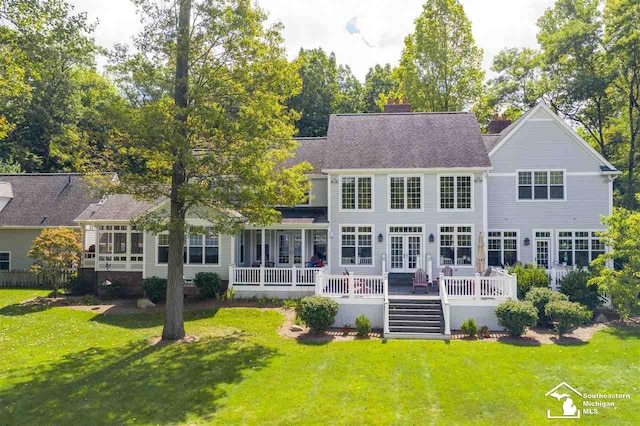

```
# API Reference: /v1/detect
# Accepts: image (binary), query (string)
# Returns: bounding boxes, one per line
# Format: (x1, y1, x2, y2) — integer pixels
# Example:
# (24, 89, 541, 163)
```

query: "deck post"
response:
(550, 267, 556, 290)
(315, 270, 322, 295)
(291, 264, 297, 288)
(426, 255, 432, 283)
(228, 265, 235, 289)
(511, 273, 518, 300)
(474, 273, 481, 299)
(300, 229, 305, 266)
(348, 272, 355, 299)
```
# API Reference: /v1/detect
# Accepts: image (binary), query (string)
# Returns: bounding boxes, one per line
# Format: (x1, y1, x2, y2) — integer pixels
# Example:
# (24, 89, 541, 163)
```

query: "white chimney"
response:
(0, 182, 14, 213)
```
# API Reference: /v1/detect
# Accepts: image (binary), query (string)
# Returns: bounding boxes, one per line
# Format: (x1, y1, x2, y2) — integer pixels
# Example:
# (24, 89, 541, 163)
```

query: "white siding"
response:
(309, 177, 327, 207)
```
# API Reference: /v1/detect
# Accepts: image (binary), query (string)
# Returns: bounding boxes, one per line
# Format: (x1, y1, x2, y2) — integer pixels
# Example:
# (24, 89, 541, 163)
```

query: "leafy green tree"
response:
(590, 200, 640, 320)
(396, 0, 484, 111)
(362, 64, 397, 112)
(288, 48, 338, 136)
(488, 48, 543, 116)
(106, 0, 309, 340)
(333, 64, 362, 114)
(0, 156, 22, 173)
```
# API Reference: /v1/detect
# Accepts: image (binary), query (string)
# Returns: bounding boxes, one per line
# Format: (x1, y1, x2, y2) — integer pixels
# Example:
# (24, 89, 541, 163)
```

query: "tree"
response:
(488, 48, 543, 116)
(0, 0, 105, 172)
(0, 156, 22, 173)
(396, 0, 484, 111)
(362, 64, 397, 112)
(288, 48, 338, 136)
(28, 227, 82, 297)
(333, 64, 362, 114)
(106, 0, 309, 340)
(590, 200, 640, 320)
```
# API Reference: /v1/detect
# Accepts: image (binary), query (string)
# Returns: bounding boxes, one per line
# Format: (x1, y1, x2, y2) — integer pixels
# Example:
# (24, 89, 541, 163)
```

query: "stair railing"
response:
(383, 272, 390, 335)
(439, 274, 451, 336)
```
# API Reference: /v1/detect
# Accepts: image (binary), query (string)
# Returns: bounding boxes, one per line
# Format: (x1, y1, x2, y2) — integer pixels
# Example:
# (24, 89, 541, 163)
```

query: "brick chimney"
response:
(487, 113, 511, 134)
(383, 96, 411, 113)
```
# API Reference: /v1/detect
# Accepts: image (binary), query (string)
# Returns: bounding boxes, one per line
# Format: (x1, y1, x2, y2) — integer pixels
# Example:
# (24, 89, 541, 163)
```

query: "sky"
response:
(69, 0, 556, 81)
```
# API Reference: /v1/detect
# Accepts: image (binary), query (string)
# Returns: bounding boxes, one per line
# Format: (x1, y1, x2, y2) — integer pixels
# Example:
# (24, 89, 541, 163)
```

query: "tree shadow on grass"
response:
(605, 324, 640, 340)
(0, 334, 278, 425)
(90, 308, 221, 330)
(0, 303, 51, 316)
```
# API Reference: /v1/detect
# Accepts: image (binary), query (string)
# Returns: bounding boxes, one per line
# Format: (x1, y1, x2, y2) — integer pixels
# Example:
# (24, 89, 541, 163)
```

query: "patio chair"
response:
(412, 268, 429, 293)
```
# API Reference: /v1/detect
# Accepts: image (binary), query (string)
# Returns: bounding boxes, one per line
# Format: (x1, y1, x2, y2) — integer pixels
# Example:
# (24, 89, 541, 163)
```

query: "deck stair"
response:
(385, 297, 448, 340)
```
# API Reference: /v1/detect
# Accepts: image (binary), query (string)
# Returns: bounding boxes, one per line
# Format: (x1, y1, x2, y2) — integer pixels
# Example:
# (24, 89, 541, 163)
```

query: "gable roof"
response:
(75, 194, 157, 223)
(283, 137, 326, 173)
(322, 112, 491, 170)
(489, 103, 618, 171)
(482, 134, 502, 152)
(0, 174, 103, 227)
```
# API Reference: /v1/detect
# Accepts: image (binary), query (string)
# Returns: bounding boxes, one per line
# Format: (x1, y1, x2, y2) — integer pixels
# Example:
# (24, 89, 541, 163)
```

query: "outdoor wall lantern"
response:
(378, 233, 383, 243)
(428, 233, 435, 243)
(524, 237, 530, 246)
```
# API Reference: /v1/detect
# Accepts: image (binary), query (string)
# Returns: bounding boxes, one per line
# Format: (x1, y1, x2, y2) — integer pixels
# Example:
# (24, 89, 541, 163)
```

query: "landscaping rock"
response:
(289, 325, 304, 332)
(137, 298, 156, 309)
(594, 313, 608, 323)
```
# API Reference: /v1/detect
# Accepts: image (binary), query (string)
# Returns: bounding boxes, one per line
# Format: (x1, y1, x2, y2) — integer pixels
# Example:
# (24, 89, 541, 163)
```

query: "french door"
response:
(277, 232, 302, 266)
(534, 231, 552, 269)
(389, 234, 422, 272)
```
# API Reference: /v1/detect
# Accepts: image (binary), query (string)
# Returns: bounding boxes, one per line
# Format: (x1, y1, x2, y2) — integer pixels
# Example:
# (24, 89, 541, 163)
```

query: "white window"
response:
(488, 231, 518, 267)
(98, 225, 141, 262)
(439, 225, 473, 266)
(0, 252, 9, 270)
(340, 176, 372, 210)
(389, 175, 422, 210)
(439, 175, 472, 210)
(518, 170, 565, 200)
(157, 228, 219, 265)
(557, 231, 605, 267)
(340, 226, 373, 266)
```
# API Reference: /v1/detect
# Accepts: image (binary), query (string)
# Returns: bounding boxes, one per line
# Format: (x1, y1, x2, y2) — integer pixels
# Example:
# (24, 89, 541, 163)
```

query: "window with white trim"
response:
(0, 252, 9, 270)
(439, 226, 472, 266)
(439, 176, 472, 209)
(518, 170, 564, 200)
(98, 225, 143, 262)
(341, 176, 372, 210)
(488, 231, 518, 267)
(340, 226, 373, 266)
(157, 228, 219, 265)
(557, 231, 605, 267)
(389, 176, 422, 210)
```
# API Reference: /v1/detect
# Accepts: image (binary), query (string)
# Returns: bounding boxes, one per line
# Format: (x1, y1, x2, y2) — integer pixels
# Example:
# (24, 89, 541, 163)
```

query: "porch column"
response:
(300, 229, 306, 265)
(260, 228, 266, 287)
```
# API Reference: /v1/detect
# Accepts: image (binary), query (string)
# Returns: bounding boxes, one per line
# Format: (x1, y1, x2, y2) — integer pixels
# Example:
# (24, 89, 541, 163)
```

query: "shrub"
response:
(494, 300, 538, 337)
(479, 325, 490, 338)
(282, 299, 300, 310)
(525, 287, 569, 326)
(355, 315, 372, 336)
(545, 300, 592, 336)
(460, 318, 478, 337)
(141, 277, 167, 303)
(559, 270, 601, 310)
(296, 296, 339, 333)
(193, 272, 223, 299)
(510, 264, 550, 298)
(66, 274, 94, 295)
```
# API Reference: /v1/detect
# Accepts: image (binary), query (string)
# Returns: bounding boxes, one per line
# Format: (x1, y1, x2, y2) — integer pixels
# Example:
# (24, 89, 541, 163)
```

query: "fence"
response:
(316, 272, 386, 298)
(439, 273, 518, 300)
(0, 270, 76, 289)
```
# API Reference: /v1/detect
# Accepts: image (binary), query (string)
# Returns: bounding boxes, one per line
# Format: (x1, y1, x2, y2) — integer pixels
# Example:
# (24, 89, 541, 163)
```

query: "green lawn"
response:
(0, 290, 638, 425)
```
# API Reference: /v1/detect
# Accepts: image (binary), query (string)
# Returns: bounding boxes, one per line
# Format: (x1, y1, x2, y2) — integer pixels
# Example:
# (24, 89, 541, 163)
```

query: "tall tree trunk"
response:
(625, 84, 637, 210)
(162, 0, 191, 341)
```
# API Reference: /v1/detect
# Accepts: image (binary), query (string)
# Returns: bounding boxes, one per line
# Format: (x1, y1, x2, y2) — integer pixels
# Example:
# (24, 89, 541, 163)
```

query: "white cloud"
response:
(69, 0, 556, 80)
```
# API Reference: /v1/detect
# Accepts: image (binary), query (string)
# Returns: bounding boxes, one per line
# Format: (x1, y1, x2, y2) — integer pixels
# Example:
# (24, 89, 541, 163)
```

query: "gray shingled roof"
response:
(0, 174, 102, 227)
(322, 112, 491, 169)
(75, 194, 158, 222)
(277, 207, 328, 224)
(283, 137, 326, 173)
(482, 134, 502, 152)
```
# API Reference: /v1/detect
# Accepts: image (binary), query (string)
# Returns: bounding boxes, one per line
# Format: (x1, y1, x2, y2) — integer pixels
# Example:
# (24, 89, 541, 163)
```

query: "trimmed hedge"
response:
(494, 300, 538, 337)
(355, 315, 372, 336)
(460, 318, 478, 337)
(559, 270, 601, 310)
(510, 264, 550, 298)
(545, 300, 592, 336)
(141, 277, 167, 303)
(525, 287, 569, 326)
(296, 296, 339, 333)
(194, 272, 223, 299)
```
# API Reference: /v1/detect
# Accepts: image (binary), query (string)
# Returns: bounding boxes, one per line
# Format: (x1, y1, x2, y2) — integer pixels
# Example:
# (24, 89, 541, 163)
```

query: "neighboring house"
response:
(71, 100, 618, 339)
(0, 174, 103, 271)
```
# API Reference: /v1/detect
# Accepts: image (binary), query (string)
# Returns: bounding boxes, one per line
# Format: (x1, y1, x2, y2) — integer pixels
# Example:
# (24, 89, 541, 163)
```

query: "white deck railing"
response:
(82, 252, 96, 268)
(316, 271, 387, 299)
(439, 278, 451, 335)
(229, 266, 324, 288)
(439, 272, 517, 300)
(547, 268, 572, 291)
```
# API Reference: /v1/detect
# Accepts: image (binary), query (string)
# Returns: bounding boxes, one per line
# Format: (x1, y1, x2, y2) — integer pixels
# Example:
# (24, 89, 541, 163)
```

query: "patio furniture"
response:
(412, 268, 429, 293)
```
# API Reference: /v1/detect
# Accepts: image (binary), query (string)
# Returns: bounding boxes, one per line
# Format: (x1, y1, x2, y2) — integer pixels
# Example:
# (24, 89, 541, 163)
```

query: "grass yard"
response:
(0, 290, 638, 425)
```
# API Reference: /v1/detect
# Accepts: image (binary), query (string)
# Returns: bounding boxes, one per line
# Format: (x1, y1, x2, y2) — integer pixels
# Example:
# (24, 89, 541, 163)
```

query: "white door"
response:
(277, 232, 302, 266)
(535, 239, 551, 269)
(389, 234, 422, 272)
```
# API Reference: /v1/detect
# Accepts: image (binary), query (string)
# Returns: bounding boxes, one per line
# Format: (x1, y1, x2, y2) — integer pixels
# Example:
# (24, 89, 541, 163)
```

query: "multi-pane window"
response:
(158, 229, 219, 265)
(341, 176, 372, 210)
(341, 226, 373, 266)
(313, 231, 327, 261)
(558, 231, 605, 267)
(439, 176, 472, 210)
(98, 225, 142, 262)
(488, 231, 518, 267)
(0, 252, 9, 270)
(255, 231, 270, 263)
(518, 171, 564, 200)
(439, 225, 472, 266)
(389, 176, 422, 210)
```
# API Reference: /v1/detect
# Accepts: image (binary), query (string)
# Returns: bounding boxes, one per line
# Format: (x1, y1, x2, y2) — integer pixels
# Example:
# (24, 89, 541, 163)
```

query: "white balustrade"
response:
(315, 272, 386, 298)
(440, 272, 517, 300)
(229, 266, 323, 288)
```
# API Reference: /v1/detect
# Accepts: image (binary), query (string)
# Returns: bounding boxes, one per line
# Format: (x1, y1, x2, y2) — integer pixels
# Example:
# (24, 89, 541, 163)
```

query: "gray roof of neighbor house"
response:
(321, 112, 491, 170)
(75, 194, 158, 222)
(283, 137, 326, 173)
(0, 174, 103, 227)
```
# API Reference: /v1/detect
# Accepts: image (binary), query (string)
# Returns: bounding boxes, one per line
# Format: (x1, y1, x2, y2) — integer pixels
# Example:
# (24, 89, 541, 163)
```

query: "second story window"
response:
(518, 170, 564, 200)
(439, 175, 472, 210)
(389, 176, 422, 210)
(341, 176, 372, 210)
